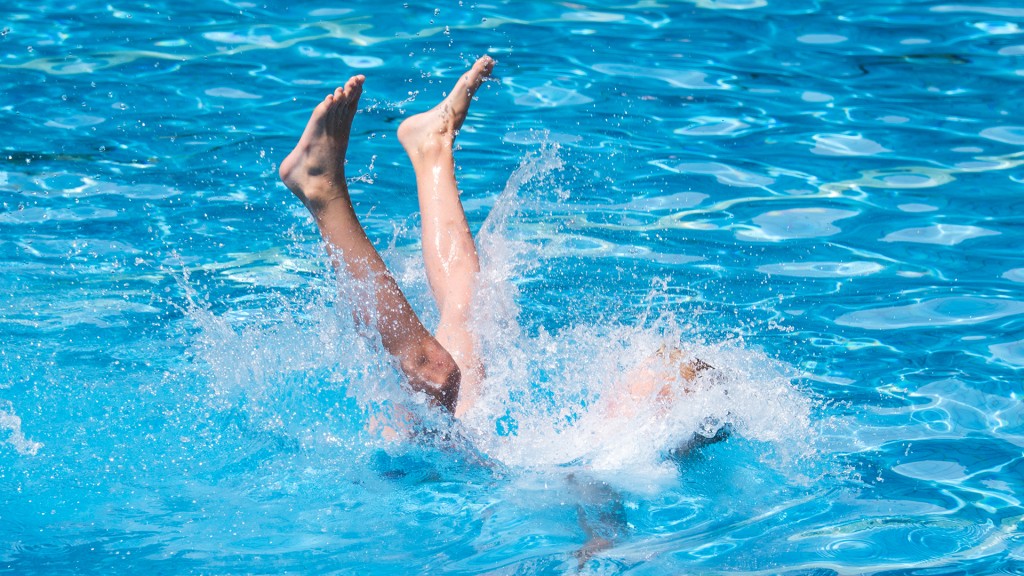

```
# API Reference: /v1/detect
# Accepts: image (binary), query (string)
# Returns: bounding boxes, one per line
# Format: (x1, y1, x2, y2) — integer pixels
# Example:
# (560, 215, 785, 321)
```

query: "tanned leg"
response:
(280, 75, 460, 413)
(397, 56, 494, 418)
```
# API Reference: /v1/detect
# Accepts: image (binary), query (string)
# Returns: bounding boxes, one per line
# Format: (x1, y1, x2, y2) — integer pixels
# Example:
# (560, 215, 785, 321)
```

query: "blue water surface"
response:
(2, 0, 1024, 574)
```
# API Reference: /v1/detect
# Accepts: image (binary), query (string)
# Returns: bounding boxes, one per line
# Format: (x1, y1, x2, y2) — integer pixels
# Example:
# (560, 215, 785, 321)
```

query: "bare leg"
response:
(280, 75, 460, 413)
(398, 56, 494, 418)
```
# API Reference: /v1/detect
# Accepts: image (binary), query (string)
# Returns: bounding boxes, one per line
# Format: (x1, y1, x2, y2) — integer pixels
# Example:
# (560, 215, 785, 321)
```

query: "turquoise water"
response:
(2, 0, 1024, 573)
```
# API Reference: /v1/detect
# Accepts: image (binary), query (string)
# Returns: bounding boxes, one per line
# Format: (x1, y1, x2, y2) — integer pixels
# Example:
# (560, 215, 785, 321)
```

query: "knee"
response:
(401, 340, 461, 413)
(423, 341, 462, 403)
(415, 340, 461, 383)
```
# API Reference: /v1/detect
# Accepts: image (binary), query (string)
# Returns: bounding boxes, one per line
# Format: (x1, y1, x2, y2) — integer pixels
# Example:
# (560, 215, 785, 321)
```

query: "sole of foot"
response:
(279, 74, 366, 210)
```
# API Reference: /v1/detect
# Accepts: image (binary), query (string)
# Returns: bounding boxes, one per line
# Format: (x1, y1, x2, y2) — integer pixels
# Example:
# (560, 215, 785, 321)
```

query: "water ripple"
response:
(836, 297, 1024, 330)
(655, 161, 773, 188)
(980, 126, 1024, 145)
(591, 63, 731, 90)
(1003, 269, 1024, 283)
(990, 340, 1024, 367)
(758, 261, 884, 278)
(931, 5, 1024, 18)
(738, 208, 859, 242)
(811, 133, 891, 157)
(881, 224, 1001, 246)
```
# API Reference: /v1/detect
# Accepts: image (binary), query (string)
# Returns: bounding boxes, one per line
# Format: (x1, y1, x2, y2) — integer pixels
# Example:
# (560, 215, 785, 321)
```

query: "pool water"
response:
(2, 0, 1024, 573)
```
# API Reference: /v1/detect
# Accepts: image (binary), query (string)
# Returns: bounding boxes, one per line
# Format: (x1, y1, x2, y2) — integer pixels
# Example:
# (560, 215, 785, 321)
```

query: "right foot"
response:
(280, 74, 365, 210)
(398, 55, 495, 159)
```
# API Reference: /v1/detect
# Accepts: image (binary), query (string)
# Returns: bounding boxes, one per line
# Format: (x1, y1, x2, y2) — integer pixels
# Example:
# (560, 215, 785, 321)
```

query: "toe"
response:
(313, 95, 332, 113)
(475, 55, 495, 74)
(344, 75, 365, 100)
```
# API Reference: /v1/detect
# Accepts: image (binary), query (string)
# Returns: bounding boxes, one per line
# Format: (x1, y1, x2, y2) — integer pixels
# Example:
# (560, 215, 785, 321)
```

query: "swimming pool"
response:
(2, 0, 1023, 573)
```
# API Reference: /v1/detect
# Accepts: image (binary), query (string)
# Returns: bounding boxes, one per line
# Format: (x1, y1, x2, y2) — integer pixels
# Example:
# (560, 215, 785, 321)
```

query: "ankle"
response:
(297, 179, 349, 212)
(414, 136, 450, 159)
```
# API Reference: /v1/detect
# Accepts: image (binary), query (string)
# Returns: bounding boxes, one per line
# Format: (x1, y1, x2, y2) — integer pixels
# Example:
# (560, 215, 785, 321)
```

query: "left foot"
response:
(279, 75, 365, 210)
(397, 55, 495, 159)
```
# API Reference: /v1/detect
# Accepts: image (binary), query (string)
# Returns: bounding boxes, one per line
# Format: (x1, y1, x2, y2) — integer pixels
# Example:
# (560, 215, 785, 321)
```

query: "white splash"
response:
(0, 401, 43, 456)
(453, 143, 815, 483)
(180, 141, 817, 486)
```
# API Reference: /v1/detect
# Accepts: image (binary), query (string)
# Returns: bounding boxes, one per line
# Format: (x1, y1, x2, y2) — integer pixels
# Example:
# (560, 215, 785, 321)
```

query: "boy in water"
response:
(280, 56, 707, 420)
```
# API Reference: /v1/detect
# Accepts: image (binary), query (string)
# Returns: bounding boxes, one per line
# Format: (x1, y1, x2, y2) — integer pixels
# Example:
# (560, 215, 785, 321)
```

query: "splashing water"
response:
(182, 141, 817, 491)
(463, 144, 815, 484)
(0, 401, 43, 456)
